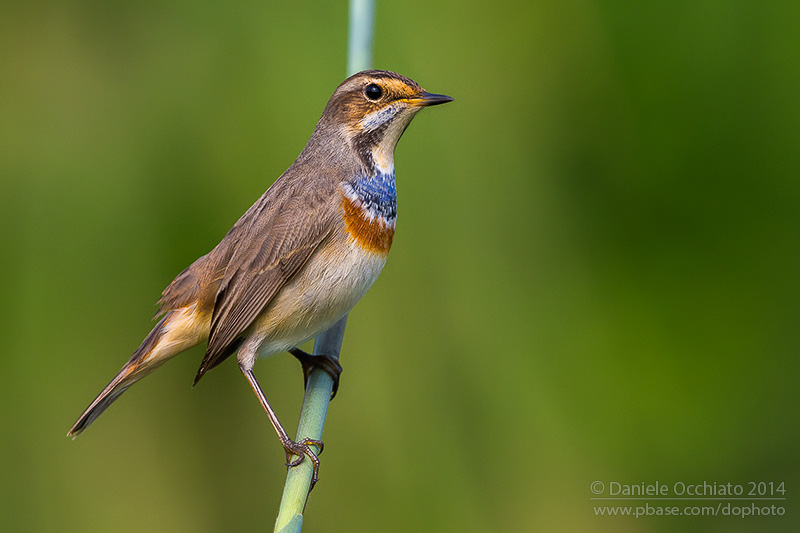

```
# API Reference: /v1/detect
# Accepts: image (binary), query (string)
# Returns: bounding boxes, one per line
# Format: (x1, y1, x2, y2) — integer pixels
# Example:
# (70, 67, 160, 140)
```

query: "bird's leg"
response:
(289, 348, 343, 399)
(241, 365, 324, 490)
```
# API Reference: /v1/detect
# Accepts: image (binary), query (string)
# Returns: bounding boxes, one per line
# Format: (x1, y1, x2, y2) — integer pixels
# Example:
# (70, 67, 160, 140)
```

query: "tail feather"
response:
(68, 304, 210, 437)
(67, 315, 170, 437)
(67, 365, 138, 437)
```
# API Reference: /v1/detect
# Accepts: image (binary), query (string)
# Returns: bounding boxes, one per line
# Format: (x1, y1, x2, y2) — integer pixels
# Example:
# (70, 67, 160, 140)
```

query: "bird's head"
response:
(312, 70, 453, 173)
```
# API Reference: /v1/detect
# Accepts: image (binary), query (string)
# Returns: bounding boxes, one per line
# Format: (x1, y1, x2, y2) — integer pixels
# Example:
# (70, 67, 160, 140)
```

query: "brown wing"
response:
(156, 189, 268, 317)
(193, 174, 337, 382)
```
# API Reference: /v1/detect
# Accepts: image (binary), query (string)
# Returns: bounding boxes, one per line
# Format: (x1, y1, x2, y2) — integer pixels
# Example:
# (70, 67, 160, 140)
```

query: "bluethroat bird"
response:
(68, 70, 452, 487)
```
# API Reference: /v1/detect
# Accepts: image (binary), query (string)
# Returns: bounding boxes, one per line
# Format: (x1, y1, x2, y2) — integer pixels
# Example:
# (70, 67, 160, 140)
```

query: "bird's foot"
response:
(289, 348, 343, 399)
(283, 437, 325, 490)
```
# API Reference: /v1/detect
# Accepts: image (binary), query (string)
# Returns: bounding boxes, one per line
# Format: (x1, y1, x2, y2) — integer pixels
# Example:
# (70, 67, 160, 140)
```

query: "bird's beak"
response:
(407, 91, 454, 107)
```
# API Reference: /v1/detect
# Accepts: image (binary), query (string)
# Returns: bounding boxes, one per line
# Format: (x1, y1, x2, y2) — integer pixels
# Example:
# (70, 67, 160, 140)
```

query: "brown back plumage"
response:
(191, 169, 342, 381)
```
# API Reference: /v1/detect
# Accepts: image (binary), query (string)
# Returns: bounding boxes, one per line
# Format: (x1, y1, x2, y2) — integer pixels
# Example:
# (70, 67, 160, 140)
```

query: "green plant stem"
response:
(273, 2, 374, 531)
(347, 0, 376, 75)
(273, 316, 347, 532)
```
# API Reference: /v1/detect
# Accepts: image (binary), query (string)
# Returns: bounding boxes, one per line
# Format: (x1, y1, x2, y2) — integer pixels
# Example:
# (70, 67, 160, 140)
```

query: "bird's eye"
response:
(364, 83, 383, 100)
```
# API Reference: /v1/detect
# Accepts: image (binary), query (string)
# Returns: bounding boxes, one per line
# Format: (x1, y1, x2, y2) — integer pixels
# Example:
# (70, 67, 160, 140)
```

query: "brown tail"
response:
(68, 304, 210, 437)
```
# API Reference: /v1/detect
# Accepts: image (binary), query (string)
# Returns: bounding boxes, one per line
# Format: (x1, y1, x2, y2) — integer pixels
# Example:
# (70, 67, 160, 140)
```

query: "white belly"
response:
(237, 232, 388, 366)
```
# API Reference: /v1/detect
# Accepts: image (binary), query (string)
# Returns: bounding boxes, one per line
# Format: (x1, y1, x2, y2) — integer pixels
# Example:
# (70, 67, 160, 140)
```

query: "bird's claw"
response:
(283, 437, 325, 490)
(289, 349, 343, 399)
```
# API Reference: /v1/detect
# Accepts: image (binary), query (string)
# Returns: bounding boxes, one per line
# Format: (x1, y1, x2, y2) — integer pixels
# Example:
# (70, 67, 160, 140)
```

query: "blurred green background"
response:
(1, 1, 798, 531)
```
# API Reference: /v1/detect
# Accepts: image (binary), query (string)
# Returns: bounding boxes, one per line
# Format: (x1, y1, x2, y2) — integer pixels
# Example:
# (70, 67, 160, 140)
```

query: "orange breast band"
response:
(341, 194, 395, 255)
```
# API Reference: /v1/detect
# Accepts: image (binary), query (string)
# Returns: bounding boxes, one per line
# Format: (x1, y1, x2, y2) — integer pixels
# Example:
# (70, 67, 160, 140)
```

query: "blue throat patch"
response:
(349, 170, 397, 221)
